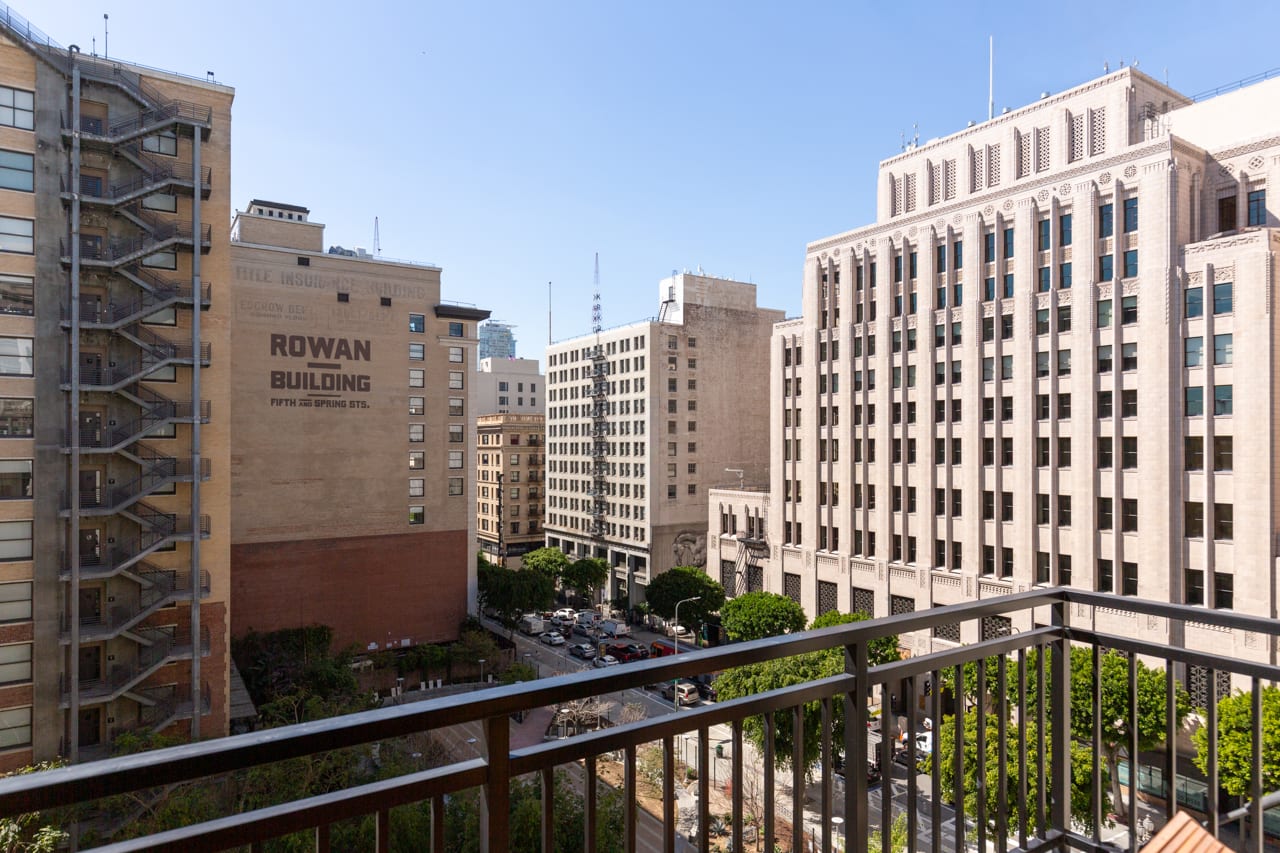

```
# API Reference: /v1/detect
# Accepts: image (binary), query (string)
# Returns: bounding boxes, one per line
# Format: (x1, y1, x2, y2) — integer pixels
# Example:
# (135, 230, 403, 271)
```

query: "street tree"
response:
(644, 566, 725, 633)
(1068, 648, 1188, 821)
(936, 710, 1109, 837)
(720, 591, 806, 641)
(1193, 685, 1280, 798)
(477, 561, 555, 633)
(521, 547, 570, 581)
(560, 557, 609, 605)
(713, 610, 900, 773)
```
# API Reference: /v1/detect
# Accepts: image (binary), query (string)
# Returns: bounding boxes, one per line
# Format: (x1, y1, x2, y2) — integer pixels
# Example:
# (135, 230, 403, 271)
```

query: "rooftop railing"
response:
(1, 589, 1276, 852)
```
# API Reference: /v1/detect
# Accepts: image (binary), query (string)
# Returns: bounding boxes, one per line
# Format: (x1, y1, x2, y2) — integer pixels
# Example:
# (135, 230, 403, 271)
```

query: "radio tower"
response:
(592, 252, 602, 334)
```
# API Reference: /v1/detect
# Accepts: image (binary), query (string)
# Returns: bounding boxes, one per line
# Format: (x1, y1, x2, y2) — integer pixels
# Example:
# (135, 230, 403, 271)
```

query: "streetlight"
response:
(831, 816, 845, 853)
(478, 658, 486, 684)
(672, 596, 701, 710)
(523, 652, 537, 678)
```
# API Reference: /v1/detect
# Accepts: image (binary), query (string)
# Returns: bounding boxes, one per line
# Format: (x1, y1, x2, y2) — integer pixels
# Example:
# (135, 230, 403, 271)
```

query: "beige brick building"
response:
(546, 273, 783, 606)
(228, 201, 488, 654)
(711, 68, 1279, 699)
(0, 12, 235, 765)
(477, 413, 545, 567)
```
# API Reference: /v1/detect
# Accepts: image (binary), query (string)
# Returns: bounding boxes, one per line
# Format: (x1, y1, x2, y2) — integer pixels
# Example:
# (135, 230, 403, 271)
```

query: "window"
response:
(1123, 197, 1139, 232)
(1215, 573, 1234, 609)
(448, 451, 464, 469)
(0, 339, 31, 377)
(0, 399, 32, 437)
(1097, 299, 1113, 328)
(1096, 345, 1112, 373)
(1247, 189, 1266, 226)
(448, 346, 464, 363)
(1213, 385, 1232, 416)
(1058, 437, 1072, 467)
(1121, 499, 1138, 532)
(449, 322, 464, 337)
(1058, 350, 1072, 376)
(1060, 262, 1073, 289)
(1001, 354, 1013, 380)
(1037, 394, 1050, 420)
(1123, 250, 1138, 278)
(1121, 390, 1137, 418)
(1098, 497, 1113, 530)
(1036, 309, 1050, 335)
(409, 343, 425, 361)
(1185, 337, 1203, 367)
(1214, 503, 1233, 540)
(1186, 387, 1204, 416)
(448, 478, 464, 496)
(1060, 392, 1073, 418)
(1219, 195, 1237, 231)
(0, 520, 29, 562)
(1120, 295, 1137, 325)
(1036, 352, 1050, 378)
(0, 87, 33, 130)
(1002, 274, 1014, 299)
(1213, 282, 1233, 314)
(1213, 436, 1232, 471)
(408, 369, 426, 388)
(409, 452, 424, 470)
(0, 274, 32, 317)
(448, 425, 464, 443)
(1003, 227, 1015, 258)
(1097, 559, 1113, 593)
(1098, 254, 1114, 281)
(1099, 202, 1114, 238)
(409, 478, 424, 498)
(1185, 436, 1204, 470)
(1037, 267, 1050, 293)
(142, 129, 177, 155)
(409, 424, 424, 443)
(1001, 491, 1013, 522)
(0, 217, 32, 254)
(448, 398, 464, 417)
(1185, 502, 1204, 538)
(0, 151, 33, 192)
(0, 582, 29, 622)
(0, 643, 29, 684)
(1098, 437, 1113, 468)
(1060, 213, 1073, 246)
(1213, 333, 1232, 365)
(1185, 569, 1204, 606)
(1037, 493, 1051, 525)
(1121, 562, 1138, 596)
(409, 314, 425, 333)
(1121, 342, 1137, 371)
(1185, 287, 1203, 318)
(408, 506, 425, 525)
(1121, 436, 1138, 469)
(448, 371, 464, 390)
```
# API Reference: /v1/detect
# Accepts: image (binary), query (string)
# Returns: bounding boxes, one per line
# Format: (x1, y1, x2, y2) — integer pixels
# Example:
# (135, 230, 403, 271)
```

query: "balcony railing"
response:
(2, 590, 1277, 852)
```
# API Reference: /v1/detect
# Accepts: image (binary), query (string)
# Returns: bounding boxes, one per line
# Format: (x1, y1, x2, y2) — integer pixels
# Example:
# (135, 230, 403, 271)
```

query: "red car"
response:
(607, 643, 649, 663)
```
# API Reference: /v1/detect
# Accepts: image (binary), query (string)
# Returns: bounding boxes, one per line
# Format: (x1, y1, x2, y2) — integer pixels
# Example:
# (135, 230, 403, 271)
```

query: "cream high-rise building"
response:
(711, 68, 1278, 699)
(546, 273, 783, 606)
(0, 11, 235, 765)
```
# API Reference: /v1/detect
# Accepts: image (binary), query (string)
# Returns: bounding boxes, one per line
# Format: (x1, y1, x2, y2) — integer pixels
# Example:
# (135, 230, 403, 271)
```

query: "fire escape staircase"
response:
(588, 347, 609, 539)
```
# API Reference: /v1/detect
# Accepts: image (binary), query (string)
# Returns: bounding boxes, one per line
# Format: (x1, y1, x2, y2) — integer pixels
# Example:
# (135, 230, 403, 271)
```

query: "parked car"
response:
(572, 623, 597, 638)
(539, 631, 565, 646)
(568, 643, 596, 660)
(661, 680, 700, 706)
(599, 619, 631, 638)
(692, 673, 719, 701)
(893, 731, 933, 766)
(592, 655, 619, 668)
(607, 643, 649, 662)
(554, 607, 577, 621)
(550, 614, 574, 629)
(667, 624, 693, 640)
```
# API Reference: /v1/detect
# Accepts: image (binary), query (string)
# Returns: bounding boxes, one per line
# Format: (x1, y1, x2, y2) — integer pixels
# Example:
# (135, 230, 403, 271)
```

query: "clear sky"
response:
(30, 0, 1280, 362)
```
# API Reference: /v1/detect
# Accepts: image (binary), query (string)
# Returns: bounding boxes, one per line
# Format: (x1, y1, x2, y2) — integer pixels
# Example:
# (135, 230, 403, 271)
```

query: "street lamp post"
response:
(523, 652, 536, 678)
(478, 658, 486, 684)
(672, 595, 701, 710)
(831, 816, 845, 853)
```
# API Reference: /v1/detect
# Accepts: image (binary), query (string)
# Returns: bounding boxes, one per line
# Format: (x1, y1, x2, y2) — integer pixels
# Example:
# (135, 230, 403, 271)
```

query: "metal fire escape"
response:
(732, 512, 769, 596)
(57, 50, 213, 758)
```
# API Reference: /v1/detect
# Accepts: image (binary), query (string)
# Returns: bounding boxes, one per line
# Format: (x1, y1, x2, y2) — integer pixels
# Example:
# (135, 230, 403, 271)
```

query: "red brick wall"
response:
(231, 530, 469, 651)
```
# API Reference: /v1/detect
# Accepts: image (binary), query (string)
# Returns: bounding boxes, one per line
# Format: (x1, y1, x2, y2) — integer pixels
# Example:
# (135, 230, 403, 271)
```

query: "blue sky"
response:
(32, 0, 1280, 361)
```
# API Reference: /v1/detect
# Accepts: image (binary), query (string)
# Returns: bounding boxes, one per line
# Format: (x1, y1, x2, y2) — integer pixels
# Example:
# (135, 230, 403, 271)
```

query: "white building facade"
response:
(546, 274, 783, 605)
(720, 68, 1278, 698)
(474, 357, 543, 415)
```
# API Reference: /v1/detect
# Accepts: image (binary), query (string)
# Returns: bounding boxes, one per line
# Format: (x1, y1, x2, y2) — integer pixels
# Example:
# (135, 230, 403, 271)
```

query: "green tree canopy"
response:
(560, 557, 609, 604)
(477, 561, 555, 632)
(644, 566, 725, 631)
(935, 710, 1108, 837)
(721, 591, 807, 641)
(1068, 647, 1188, 820)
(521, 547, 570, 581)
(713, 610, 900, 772)
(1193, 685, 1280, 798)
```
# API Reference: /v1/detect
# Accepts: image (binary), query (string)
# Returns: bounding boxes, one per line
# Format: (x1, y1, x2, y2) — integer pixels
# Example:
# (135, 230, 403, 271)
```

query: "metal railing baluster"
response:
(542, 766, 555, 853)
(976, 659, 987, 853)
(1016, 650, 1028, 849)
(1250, 678, 1263, 853)
(375, 807, 389, 853)
(763, 713, 775, 853)
(624, 746, 636, 853)
(1206, 668, 1219, 839)
(1128, 651, 1138, 853)
(431, 795, 444, 853)
(820, 698, 833, 853)
(1092, 642, 1102, 844)
(932, 666, 942, 853)
(952, 662, 964, 853)
(697, 726, 709, 853)
(793, 705, 804, 853)
(663, 735, 676, 853)
(732, 720, 744, 853)
(904, 674, 917, 853)
(995, 654, 1007, 853)
(584, 755, 597, 853)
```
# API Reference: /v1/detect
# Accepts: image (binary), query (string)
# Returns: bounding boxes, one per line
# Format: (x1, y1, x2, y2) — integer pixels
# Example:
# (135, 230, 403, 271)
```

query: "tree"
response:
(1193, 685, 1280, 798)
(521, 547, 570, 581)
(1069, 648, 1188, 820)
(560, 557, 609, 605)
(644, 566, 724, 633)
(935, 710, 1108, 837)
(0, 762, 69, 853)
(477, 561, 555, 632)
(720, 591, 806, 642)
(713, 610, 900, 773)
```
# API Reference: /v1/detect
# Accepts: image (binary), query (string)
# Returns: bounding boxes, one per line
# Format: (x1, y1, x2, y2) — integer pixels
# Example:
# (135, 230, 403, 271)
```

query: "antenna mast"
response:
(591, 252, 602, 334)
(988, 36, 994, 121)
(373, 217, 381, 258)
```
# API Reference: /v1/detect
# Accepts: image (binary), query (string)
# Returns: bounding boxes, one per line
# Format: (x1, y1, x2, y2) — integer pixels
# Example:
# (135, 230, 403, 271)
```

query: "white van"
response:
(599, 619, 631, 638)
